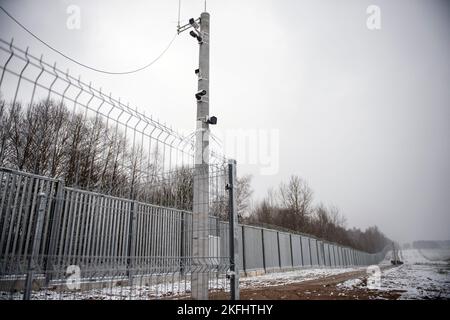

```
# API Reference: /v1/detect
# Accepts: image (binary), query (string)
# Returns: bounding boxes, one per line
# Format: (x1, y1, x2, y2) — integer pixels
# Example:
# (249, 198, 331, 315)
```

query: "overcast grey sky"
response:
(0, 0, 449, 244)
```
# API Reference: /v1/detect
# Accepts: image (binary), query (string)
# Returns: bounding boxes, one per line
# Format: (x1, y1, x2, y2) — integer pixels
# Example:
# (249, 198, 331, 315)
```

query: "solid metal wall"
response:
(310, 239, 319, 266)
(262, 229, 279, 270)
(301, 236, 311, 266)
(0, 168, 388, 280)
(242, 226, 264, 271)
(278, 232, 292, 268)
(291, 235, 303, 267)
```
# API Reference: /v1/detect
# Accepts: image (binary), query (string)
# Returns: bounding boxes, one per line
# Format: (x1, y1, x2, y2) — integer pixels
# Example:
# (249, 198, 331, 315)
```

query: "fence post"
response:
(328, 244, 332, 267)
(299, 237, 304, 267)
(290, 234, 294, 268)
(180, 211, 185, 275)
(277, 232, 281, 269)
(127, 200, 137, 284)
(308, 238, 312, 267)
(261, 229, 266, 272)
(24, 192, 47, 300)
(241, 227, 246, 273)
(316, 240, 320, 267)
(227, 159, 239, 300)
(45, 178, 65, 284)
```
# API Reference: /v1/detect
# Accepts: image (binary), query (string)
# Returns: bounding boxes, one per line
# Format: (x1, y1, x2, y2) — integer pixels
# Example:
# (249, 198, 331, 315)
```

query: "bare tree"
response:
(278, 175, 313, 230)
(247, 173, 390, 253)
(0, 99, 13, 167)
(328, 205, 346, 228)
(279, 176, 313, 215)
(250, 198, 274, 226)
(236, 174, 253, 220)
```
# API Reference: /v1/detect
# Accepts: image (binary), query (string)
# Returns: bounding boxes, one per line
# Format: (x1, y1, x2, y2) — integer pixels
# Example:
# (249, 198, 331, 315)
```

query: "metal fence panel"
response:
(0, 167, 233, 299)
(262, 229, 279, 270)
(291, 235, 302, 267)
(323, 243, 330, 266)
(0, 169, 57, 274)
(278, 232, 292, 268)
(317, 241, 324, 266)
(242, 226, 264, 271)
(328, 244, 333, 266)
(238, 225, 244, 272)
(219, 221, 230, 265)
(332, 245, 338, 267)
(0, 167, 390, 300)
(335, 246, 340, 266)
(310, 238, 318, 266)
(330, 244, 335, 266)
(301, 236, 311, 266)
(341, 247, 346, 266)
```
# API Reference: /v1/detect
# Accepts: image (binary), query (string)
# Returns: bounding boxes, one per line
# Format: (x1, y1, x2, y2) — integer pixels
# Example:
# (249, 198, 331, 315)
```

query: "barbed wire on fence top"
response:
(0, 37, 228, 210)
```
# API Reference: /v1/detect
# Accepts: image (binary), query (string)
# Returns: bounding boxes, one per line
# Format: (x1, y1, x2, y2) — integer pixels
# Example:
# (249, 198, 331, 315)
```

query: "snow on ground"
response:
(6, 249, 448, 300)
(2, 266, 367, 300)
(418, 249, 450, 262)
(340, 249, 450, 300)
(336, 278, 363, 290)
(240, 267, 365, 289)
(0, 276, 229, 300)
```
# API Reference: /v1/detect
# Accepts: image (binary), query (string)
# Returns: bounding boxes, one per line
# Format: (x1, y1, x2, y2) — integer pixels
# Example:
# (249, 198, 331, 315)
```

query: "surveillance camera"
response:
(195, 68, 200, 75)
(189, 30, 203, 43)
(195, 89, 207, 100)
(189, 18, 199, 30)
(207, 116, 217, 125)
(189, 30, 197, 38)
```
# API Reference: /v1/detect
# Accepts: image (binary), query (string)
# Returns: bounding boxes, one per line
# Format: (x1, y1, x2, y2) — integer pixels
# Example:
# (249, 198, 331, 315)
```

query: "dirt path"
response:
(212, 266, 404, 300)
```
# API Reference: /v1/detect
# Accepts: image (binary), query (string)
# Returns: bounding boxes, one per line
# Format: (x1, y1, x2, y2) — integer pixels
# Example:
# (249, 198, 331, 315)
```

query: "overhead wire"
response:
(0, 5, 177, 75)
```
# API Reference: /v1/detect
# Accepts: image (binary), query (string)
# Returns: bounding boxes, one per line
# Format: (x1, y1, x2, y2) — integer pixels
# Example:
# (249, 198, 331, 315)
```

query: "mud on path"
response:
(211, 266, 403, 300)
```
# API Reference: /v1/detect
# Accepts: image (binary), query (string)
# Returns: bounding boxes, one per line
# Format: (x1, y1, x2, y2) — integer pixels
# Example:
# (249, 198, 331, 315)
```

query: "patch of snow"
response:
(417, 249, 450, 262)
(2, 266, 368, 300)
(0, 276, 230, 300)
(240, 267, 365, 289)
(342, 249, 450, 300)
(337, 278, 363, 289)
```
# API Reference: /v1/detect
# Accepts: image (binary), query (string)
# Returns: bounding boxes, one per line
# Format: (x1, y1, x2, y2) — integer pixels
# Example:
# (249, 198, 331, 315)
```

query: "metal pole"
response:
(45, 179, 64, 284)
(289, 234, 294, 268)
(227, 159, 239, 300)
(24, 192, 47, 300)
(277, 232, 281, 269)
(192, 11, 210, 300)
(180, 211, 185, 275)
(127, 200, 137, 283)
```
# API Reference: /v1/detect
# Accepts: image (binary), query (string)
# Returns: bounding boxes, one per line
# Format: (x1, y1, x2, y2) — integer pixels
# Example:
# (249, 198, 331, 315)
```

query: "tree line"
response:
(238, 175, 390, 253)
(0, 98, 196, 210)
(1, 98, 390, 253)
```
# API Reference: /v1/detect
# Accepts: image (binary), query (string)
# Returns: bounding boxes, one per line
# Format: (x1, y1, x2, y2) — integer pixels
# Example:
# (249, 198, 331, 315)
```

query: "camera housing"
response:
(207, 116, 217, 125)
(195, 89, 207, 100)
(189, 30, 203, 43)
(189, 18, 200, 30)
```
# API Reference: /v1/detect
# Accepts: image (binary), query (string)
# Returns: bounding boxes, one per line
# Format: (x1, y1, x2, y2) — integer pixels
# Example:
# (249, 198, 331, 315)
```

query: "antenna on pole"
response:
(204, 0, 207, 12)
